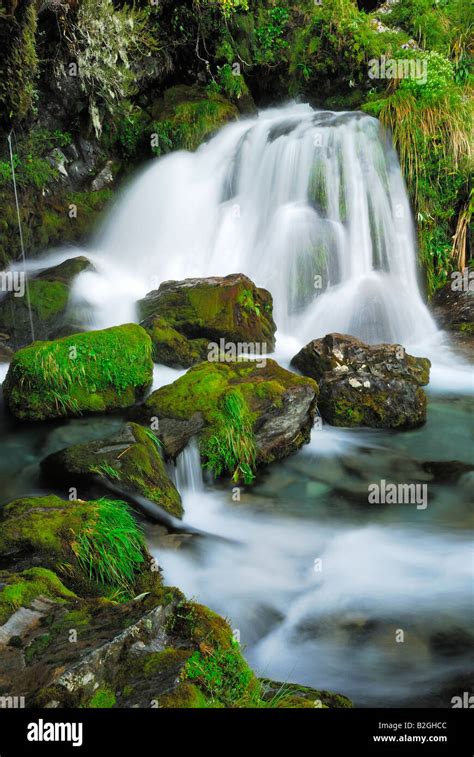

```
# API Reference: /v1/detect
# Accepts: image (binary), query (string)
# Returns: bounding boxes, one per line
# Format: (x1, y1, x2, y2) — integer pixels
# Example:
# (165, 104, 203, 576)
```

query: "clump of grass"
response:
(90, 462, 121, 480)
(141, 427, 163, 453)
(72, 498, 145, 600)
(202, 390, 257, 484)
(183, 642, 254, 706)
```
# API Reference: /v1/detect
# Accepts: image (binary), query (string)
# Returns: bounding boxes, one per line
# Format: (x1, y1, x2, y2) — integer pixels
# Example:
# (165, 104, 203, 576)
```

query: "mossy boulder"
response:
(139, 274, 277, 368)
(0, 495, 149, 601)
(0, 571, 354, 709)
(0, 500, 351, 709)
(135, 358, 318, 481)
(0, 256, 94, 351)
(291, 333, 430, 429)
(3, 323, 153, 421)
(41, 422, 183, 519)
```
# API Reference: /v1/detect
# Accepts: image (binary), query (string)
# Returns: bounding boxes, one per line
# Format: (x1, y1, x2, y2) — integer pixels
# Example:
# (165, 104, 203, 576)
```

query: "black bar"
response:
(0, 708, 471, 755)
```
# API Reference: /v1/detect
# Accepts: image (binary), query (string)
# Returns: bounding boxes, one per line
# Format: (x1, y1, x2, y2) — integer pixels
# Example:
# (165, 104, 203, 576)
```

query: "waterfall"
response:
(173, 438, 203, 494)
(71, 102, 438, 351)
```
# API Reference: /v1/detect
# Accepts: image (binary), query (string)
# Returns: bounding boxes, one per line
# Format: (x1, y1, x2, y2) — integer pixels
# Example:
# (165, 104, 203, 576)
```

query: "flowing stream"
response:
(1, 104, 472, 706)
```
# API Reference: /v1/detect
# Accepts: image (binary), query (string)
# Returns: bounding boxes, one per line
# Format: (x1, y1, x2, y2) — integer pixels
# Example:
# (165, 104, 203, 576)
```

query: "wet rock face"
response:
(431, 279, 474, 353)
(0, 256, 94, 351)
(138, 273, 277, 368)
(291, 333, 431, 429)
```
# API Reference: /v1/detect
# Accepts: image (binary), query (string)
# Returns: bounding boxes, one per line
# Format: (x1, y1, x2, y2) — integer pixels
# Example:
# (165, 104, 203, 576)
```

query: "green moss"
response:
(145, 317, 209, 368)
(0, 3, 38, 124)
(141, 649, 191, 677)
(183, 644, 256, 706)
(457, 322, 474, 334)
(0, 568, 75, 625)
(144, 359, 311, 424)
(140, 358, 317, 475)
(88, 687, 117, 708)
(26, 280, 69, 320)
(3, 324, 153, 421)
(0, 496, 148, 601)
(151, 85, 239, 155)
(158, 682, 211, 708)
(24, 633, 52, 665)
(140, 275, 276, 353)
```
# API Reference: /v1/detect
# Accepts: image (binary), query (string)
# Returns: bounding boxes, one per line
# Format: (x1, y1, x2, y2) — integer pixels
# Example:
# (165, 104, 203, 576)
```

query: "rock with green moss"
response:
(0, 568, 76, 630)
(135, 358, 318, 481)
(150, 84, 239, 155)
(0, 186, 113, 271)
(139, 273, 276, 367)
(0, 256, 94, 351)
(3, 323, 153, 421)
(291, 333, 430, 429)
(0, 496, 351, 709)
(259, 678, 353, 708)
(41, 422, 183, 519)
(0, 576, 353, 708)
(0, 495, 149, 601)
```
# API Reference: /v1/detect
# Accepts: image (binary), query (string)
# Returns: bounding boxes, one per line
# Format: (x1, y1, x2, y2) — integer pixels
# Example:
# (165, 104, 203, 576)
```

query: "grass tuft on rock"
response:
(3, 324, 153, 420)
(71, 498, 146, 601)
(202, 390, 257, 484)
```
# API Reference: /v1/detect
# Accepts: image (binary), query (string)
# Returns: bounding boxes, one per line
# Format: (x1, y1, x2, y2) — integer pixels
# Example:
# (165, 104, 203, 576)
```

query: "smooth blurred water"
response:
(151, 396, 473, 707)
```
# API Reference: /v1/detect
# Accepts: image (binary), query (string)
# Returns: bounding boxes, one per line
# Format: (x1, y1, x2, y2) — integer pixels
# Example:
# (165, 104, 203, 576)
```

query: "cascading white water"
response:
(70, 103, 439, 352)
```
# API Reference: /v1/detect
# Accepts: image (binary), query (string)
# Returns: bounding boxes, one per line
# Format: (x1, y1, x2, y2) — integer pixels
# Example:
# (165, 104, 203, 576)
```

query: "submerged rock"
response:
(3, 323, 153, 421)
(41, 422, 183, 519)
(138, 273, 276, 368)
(0, 256, 94, 351)
(291, 333, 430, 429)
(135, 359, 318, 481)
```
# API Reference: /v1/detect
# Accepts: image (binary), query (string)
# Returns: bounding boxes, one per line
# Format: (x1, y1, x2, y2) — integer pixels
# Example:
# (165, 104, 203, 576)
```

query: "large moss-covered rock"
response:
(41, 422, 183, 519)
(0, 569, 352, 709)
(0, 256, 94, 350)
(0, 496, 351, 709)
(139, 273, 277, 367)
(291, 333, 430, 429)
(136, 359, 318, 481)
(0, 495, 149, 600)
(3, 323, 153, 421)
